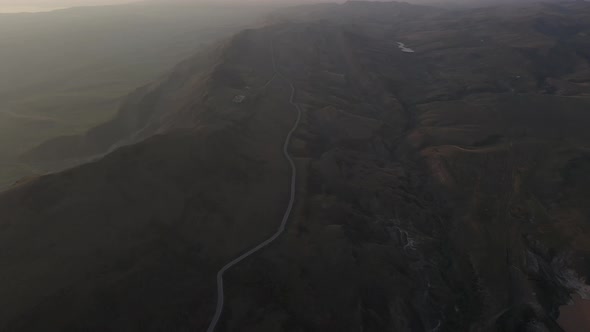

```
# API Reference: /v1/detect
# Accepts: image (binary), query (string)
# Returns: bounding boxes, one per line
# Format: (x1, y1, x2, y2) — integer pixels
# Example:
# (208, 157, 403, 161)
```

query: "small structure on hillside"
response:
(233, 95, 246, 103)
(397, 42, 415, 53)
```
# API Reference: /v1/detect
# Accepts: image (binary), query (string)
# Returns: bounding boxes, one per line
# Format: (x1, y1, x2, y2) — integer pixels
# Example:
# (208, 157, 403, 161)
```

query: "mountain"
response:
(0, 1, 277, 190)
(2, 1, 590, 331)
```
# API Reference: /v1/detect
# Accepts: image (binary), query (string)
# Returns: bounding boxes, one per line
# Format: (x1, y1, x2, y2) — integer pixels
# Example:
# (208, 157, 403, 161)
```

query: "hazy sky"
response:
(0, 0, 320, 7)
(0, 0, 343, 13)
(0, 0, 137, 7)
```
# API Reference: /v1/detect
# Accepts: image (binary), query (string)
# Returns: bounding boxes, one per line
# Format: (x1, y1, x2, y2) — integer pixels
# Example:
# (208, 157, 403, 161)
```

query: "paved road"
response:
(206, 42, 302, 332)
(445, 145, 482, 153)
(444, 144, 512, 153)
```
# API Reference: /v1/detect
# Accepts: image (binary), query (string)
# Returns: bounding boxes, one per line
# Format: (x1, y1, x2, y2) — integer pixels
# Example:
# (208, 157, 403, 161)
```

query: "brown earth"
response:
(558, 294, 590, 332)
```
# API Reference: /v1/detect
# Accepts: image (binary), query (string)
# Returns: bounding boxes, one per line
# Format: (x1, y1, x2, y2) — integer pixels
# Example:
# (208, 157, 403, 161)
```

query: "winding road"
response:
(206, 41, 302, 332)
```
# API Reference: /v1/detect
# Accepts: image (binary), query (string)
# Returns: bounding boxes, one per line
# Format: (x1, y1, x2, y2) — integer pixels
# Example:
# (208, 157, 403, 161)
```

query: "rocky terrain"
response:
(2, 1, 590, 331)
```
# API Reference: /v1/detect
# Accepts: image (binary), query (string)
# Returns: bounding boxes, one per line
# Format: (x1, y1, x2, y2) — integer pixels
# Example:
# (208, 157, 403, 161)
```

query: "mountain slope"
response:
(21, 45, 221, 163)
(0, 26, 299, 331)
(0, 2, 277, 190)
